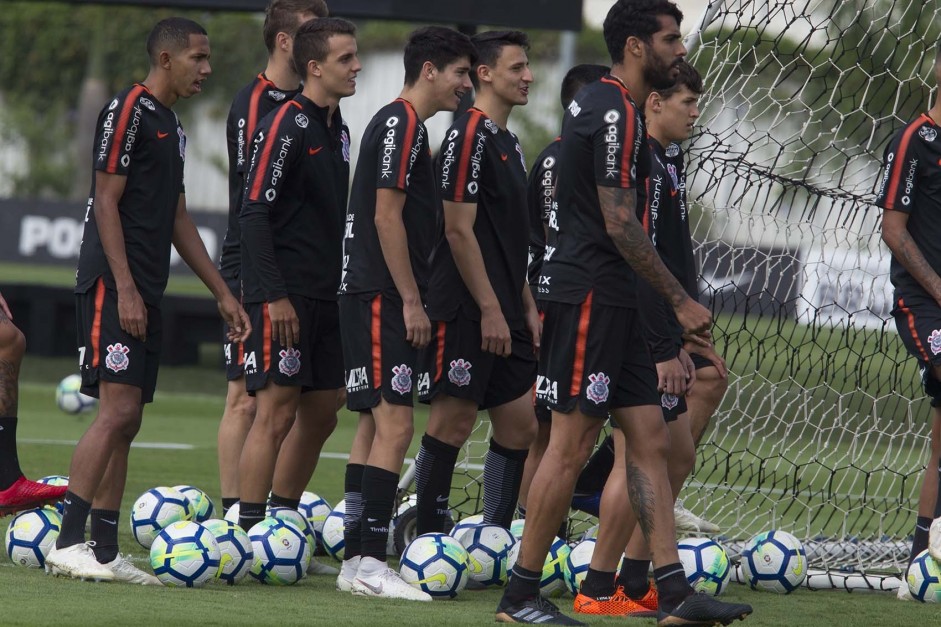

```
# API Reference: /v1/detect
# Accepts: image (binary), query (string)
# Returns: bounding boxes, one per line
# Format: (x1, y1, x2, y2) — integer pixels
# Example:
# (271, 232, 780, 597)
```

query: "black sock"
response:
(238, 501, 266, 533)
(89, 509, 120, 564)
(269, 493, 300, 511)
(504, 564, 542, 603)
(912, 515, 933, 563)
(574, 434, 614, 495)
(360, 465, 399, 562)
(415, 434, 459, 535)
(655, 563, 694, 613)
(483, 438, 528, 530)
(580, 567, 616, 597)
(343, 463, 365, 559)
(0, 416, 22, 489)
(516, 503, 526, 519)
(56, 490, 91, 549)
(618, 558, 651, 599)
(221, 497, 239, 517)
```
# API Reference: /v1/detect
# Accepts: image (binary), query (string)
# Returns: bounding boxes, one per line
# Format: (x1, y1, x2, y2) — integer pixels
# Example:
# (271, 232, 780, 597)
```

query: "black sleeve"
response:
(638, 278, 682, 363)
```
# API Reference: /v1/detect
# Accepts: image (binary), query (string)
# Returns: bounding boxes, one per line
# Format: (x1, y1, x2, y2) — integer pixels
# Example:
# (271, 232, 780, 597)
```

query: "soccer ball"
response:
(248, 517, 311, 585)
(399, 532, 469, 598)
(509, 518, 526, 540)
(320, 499, 346, 561)
(172, 485, 215, 523)
(506, 535, 571, 598)
(130, 487, 193, 549)
(564, 539, 597, 596)
(223, 502, 240, 525)
(202, 518, 253, 585)
(298, 491, 331, 545)
(453, 523, 516, 587)
(268, 505, 317, 550)
(449, 514, 485, 539)
(150, 520, 221, 587)
(907, 549, 941, 602)
(37, 476, 69, 514)
(5, 508, 61, 568)
(740, 530, 806, 593)
(678, 537, 732, 596)
(55, 374, 97, 415)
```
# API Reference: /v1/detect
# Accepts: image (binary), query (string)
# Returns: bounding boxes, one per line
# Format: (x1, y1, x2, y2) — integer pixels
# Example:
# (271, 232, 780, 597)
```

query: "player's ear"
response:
(421, 60, 437, 81)
(307, 58, 321, 78)
(624, 35, 644, 61)
(476, 63, 492, 85)
(158, 49, 173, 70)
(277, 31, 291, 53)
(645, 91, 662, 115)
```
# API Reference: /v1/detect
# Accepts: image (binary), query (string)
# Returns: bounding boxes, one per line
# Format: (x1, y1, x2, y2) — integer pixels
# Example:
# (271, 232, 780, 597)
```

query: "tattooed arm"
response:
(882, 210, 941, 305)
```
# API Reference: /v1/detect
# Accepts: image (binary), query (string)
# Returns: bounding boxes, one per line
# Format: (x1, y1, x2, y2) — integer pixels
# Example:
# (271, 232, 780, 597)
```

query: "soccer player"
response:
(877, 45, 941, 598)
(495, 2, 752, 624)
(47, 18, 250, 584)
(0, 290, 68, 516)
(236, 17, 358, 535)
(336, 26, 477, 601)
(412, 31, 539, 537)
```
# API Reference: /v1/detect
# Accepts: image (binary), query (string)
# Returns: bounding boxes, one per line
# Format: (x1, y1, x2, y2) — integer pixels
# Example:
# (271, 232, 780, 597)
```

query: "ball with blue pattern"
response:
(907, 549, 941, 602)
(678, 537, 731, 596)
(248, 516, 310, 585)
(5, 508, 61, 568)
(453, 523, 515, 587)
(150, 520, 221, 587)
(202, 518, 253, 585)
(399, 532, 469, 598)
(740, 530, 806, 594)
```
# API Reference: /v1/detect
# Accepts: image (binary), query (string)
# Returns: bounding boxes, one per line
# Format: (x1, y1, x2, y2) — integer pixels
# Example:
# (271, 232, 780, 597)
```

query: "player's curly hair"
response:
(403, 26, 478, 87)
(603, 0, 684, 65)
(263, 0, 329, 54)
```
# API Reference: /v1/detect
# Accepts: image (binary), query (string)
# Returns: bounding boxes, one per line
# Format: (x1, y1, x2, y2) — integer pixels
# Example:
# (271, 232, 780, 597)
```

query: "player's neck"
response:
(647, 127, 672, 148)
(142, 72, 177, 109)
(302, 82, 341, 122)
(928, 102, 941, 124)
(609, 63, 649, 105)
(473, 91, 513, 129)
(397, 86, 433, 122)
(264, 56, 301, 91)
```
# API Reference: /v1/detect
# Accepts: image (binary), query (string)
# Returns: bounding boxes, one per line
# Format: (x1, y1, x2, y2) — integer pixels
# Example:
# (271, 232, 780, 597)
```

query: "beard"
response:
(644, 55, 679, 90)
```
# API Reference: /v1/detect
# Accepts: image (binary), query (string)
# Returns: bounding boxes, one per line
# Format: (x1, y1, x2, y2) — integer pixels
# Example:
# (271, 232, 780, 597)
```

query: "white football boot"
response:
(104, 554, 162, 585)
(337, 555, 360, 592)
(351, 556, 432, 601)
(928, 517, 941, 563)
(674, 499, 720, 534)
(45, 542, 115, 582)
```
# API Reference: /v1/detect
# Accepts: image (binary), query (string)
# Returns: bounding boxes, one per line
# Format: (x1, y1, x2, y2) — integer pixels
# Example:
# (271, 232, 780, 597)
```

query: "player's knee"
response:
(427, 414, 475, 447)
(626, 424, 670, 464)
(0, 320, 26, 363)
(376, 415, 413, 449)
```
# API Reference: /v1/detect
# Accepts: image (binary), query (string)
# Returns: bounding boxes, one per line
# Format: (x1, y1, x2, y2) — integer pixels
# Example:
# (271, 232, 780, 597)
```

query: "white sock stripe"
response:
(656, 566, 686, 580)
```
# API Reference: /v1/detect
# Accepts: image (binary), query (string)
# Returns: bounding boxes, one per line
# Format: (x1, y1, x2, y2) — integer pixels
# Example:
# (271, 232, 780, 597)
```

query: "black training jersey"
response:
(219, 74, 298, 283)
(239, 94, 351, 304)
(527, 138, 560, 289)
(341, 99, 435, 295)
(75, 83, 185, 306)
(638, 138, 697, 361)
(538, 75, 650, 307)
(876, 113, 941, 297)
(426, 107, 530, 328)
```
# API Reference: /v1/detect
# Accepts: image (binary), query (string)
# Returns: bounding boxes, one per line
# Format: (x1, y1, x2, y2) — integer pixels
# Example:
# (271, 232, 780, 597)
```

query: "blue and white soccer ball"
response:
(677, 537, 731, 596)
(55, 374, 97, 415)
(268, 506, 317, 551)
(449, 514, 485, 540)
(37, 476, 69, 514)
(564, 538, 596, 596)
(509, 518, 526, 541)
(248, 517, 310, 585)
(5, 508, 61, 568)
(508, 535, 572, 598)
(453, 523, 515, 587)
(150, 520, 221, 587)
(399, 533, 469, 598)
(223, 502, 240, 525)
(907, 549, 941, 602)
(298, 491, 331, 545)
(320, 499, 346, 561)
(130, 486, 193, 549)
(202, 518, 253, 585)
(172, 485, 215, 523)
(740, 530, 806, 593)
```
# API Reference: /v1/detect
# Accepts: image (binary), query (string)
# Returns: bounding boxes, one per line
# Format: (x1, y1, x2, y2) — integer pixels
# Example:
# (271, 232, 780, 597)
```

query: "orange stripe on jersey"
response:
(396, 99, 418, 190)
(247, 74, 275, 148)
(90, 277, 106, 368)
(263, 303, 272, 372)
(884, 114, 929, 210)
(898, 297, 932, 362)
(371, 294, 383, 388)
(106, 84, 146, 173)
(569, 290, 594, 398)
(248, 100, 302, 202)
(434, 321, 446, 383)
(453, 109, 484, 203)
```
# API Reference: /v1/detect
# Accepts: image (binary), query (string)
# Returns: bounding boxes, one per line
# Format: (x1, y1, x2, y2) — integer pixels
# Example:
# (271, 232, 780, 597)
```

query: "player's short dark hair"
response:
(293, 17, 356, 73)
(403, 26, 477, 87)
(603, 0, 684, 65)
(560, 63, 610, 108)
(654, 61, 703, 99)
(146, 17, 207, 65)
(263, 0, 329, 54)
(470, 30, 529, 89)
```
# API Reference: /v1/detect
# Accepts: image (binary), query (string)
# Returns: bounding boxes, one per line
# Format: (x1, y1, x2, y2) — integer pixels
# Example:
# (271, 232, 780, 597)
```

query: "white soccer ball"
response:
(130, 487, 193, 549)
(678, 537, 732, 596)
(267, 505, 317, 551)
(564, 538, 596, 596)
(223, 502, 240, 525)
(449, 514, 485, 539)
(202, 518, 253, 585)
(907, 549, 941, 602)
(298, 491, 331, 545)
(5, 508, 61, 568)
(150, 520, 221, 587)
(740, 530, 806, 593)
(507, 534, 572, 598)
(453, 523, 516, 587)
(37, 476, 69, 515)
(248, 517, 311, 585)
(399, 532, 469, 598)
(55, 374, 97, 415)
(320, 499, 346, 561)
(172, 485, 215, 523)
(509, 518, 526, 540)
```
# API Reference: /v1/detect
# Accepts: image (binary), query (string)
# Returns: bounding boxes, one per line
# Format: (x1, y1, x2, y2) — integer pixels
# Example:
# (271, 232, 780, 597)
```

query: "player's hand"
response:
(219, 295, 251, 344)
(117, 286, 148, 342)
(674, 296, 712, 347)
(524, 304, 542, 353)
(267, 297, 299, 348)
(403, 300, 432, 349)
(684, 340, 728, 379)
(480, 305, 511, 357)
(678, 348, 697, 393)
(0, 291, 11, 321)
(656, 356, 692, 396)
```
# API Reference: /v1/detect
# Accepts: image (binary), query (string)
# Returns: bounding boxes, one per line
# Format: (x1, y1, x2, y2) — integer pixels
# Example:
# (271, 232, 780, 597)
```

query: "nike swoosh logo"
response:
(64, 499, 72, 505)
(309, 146, 323, 156)
(366, 518, 378, 523)
(356, 578, 382, 594)
(500, 154, 508, 161)
(157, 131, 169, 139)
(670, 189, 678, 197)
(436, 495, 448, 503)
(102, 519, 117, 525)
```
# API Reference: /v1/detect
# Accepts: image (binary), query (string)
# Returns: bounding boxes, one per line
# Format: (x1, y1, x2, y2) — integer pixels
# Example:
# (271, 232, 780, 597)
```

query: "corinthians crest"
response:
(661, 393, 679, 410)
(448, 358, 472, 387)
(929, 329, 941, 355)
(105, 343, 130, 373)
(391, 364, 412, 394)
(279, 347, 302, 376)
(585, 372, 610, 404)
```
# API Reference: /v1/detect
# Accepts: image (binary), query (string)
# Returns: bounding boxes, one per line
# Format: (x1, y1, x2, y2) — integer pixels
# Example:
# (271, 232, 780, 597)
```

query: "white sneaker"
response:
(337, 556, 360, 592)
(929, 517, 941, 562)
(104, 554, 162, 585)
(308, 558, 340, 576)
(674, 500, 720, 534)
(45, 543, 115, 582)
(352, 558, 432, 601)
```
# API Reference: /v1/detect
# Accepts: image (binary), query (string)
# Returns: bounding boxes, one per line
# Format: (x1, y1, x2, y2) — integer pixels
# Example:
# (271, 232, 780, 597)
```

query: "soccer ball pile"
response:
(55, 374, 98, 415)
(740, 530, 807, 594)
(399, 532, 470, 598)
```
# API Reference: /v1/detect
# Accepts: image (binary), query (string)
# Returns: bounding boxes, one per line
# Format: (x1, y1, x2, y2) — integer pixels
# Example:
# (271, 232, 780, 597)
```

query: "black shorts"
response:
(339, 292, 418, 412)
(893, 292, 941, 368)
(537, 293, 659, 418)
(75, 277, 162, 404)
(243, 296, 343, 393)
(659, 392, 686, 422)
(690, 352, 713, 371)
(417, 312, 537, 410)
(222, 277, 245, 381)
